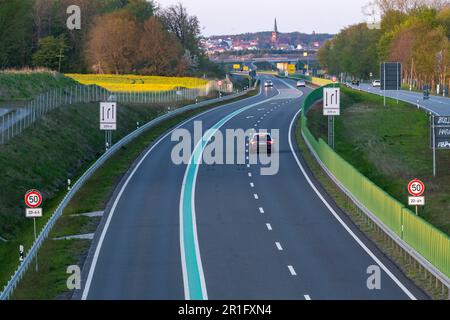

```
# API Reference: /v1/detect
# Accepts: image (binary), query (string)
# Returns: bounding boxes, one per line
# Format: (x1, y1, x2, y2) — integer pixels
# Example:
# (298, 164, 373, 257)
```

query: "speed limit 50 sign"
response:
(24, 190, 42, 208)
(408, 179, 425, 197)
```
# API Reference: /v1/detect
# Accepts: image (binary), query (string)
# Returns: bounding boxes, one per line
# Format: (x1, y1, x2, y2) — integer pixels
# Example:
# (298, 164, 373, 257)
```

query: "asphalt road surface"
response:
(79, 76, 427, 300)
(351, 83, 450, 116)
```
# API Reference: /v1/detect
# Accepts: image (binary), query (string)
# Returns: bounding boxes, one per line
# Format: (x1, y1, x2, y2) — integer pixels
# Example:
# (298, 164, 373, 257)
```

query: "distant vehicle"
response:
(351, 79, 360, 86)
(264, 80, 274, 88)
(297, 80, 306, 87)
(250, 132, 273, 154)
(372, 80, 381, 87)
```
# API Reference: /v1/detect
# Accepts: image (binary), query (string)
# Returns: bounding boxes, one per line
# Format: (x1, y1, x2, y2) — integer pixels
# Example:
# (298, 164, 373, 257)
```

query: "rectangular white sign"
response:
(323, 88, 340, 116)
(26, 208, 42, 218)
(408, 197, 425, 206)
(100, 102, 117, 130)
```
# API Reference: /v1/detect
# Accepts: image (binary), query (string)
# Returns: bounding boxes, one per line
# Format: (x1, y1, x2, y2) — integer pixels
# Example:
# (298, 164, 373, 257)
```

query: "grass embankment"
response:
(306, 86, 450, 236)
(10, 87, 259, 299)
(0, 70, 76, 102)
(65, 74, 209, 92)
(295, 119, 447, 299)
(0, 94, 217, 292)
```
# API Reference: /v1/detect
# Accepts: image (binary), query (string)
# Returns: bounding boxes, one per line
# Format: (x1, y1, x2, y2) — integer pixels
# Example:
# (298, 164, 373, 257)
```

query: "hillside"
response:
(0, 70, 76, 102)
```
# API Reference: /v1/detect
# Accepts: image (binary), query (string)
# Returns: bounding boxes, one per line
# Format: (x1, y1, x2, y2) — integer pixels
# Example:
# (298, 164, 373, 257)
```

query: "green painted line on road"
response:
(180, 89, 277, 300)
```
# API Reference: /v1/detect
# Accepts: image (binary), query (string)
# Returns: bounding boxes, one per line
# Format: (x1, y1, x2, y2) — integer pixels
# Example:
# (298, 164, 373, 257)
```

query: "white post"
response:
(432, 114, 436, 177)
(383, 63, 386, 107)
(34, 217, 38, 272)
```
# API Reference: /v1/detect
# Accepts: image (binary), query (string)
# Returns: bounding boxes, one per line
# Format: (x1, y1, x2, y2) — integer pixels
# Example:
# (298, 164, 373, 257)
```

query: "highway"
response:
(351, 83, 450, 116)
(78, 75, 427, 300)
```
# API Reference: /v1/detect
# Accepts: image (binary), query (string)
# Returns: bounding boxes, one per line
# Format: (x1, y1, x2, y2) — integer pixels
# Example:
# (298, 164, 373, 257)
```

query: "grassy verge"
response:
(10, 88, 259, 299)
(0, 71, 76, 102)
(295, 121, 447, 300)
(307, 87, 450, 236)
(0, 93, 219, 290)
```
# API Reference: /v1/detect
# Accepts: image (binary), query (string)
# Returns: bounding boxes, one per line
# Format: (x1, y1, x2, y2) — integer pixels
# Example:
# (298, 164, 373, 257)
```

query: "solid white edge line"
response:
(287, 108, 417, 300)
(82, 116, 192, 300)
(81, 85, 264, 300)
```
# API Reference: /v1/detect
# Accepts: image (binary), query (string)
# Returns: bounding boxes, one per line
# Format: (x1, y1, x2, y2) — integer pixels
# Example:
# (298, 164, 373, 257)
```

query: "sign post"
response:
(24, 189, 43, 271)
(100, 102, 117, 151)
(323, 87, 340, 149)
(408, 179, 425, 216)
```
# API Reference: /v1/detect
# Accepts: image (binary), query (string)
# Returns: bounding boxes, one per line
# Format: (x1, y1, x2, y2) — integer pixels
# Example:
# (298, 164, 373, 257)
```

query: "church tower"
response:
(271, 18, 279, 45)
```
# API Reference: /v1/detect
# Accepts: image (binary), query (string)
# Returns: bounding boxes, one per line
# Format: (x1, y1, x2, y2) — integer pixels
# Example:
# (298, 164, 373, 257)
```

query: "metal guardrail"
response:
(0, 88, 253, 300)
(300, 90, 450, 299)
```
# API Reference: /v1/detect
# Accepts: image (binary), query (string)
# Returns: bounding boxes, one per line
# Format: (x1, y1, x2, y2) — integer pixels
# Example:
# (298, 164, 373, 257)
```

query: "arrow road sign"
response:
(100, 102, 117, 131)
(323, 88, 340, 116)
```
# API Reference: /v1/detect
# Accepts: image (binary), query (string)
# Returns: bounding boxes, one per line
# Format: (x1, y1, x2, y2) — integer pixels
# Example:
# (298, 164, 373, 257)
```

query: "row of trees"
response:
(0, 0, 222, 76)
(318, 0, 450, 91)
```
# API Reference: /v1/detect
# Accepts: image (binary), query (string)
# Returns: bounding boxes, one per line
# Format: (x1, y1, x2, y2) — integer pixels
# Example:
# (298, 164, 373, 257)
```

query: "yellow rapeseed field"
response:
(65, 74, 209, 92)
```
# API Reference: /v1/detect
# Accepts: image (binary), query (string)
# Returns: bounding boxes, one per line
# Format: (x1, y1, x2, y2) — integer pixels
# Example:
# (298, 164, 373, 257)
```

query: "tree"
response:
(32, 35, 68, 70)
(0, 0, 33, 68)
(138, 16, 185, 75)
(436, 4, 450, 37)
(85, 11, 141, 73)
(159, 3, 202, 57)
(318, 23, 380, 79)
(123, 0, 154, 22)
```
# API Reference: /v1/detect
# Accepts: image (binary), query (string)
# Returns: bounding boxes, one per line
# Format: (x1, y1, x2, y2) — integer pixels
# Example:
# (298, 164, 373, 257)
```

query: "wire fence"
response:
(0, 86, 252, 300)
(0, 81, 225, 146)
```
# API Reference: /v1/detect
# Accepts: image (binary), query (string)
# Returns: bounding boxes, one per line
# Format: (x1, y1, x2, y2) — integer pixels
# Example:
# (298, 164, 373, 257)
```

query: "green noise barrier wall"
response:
(300, 85, 450, 278)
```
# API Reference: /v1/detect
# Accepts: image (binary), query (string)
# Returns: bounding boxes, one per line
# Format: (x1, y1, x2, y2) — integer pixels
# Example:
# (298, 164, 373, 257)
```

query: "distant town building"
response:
(271, 18, 279, 46)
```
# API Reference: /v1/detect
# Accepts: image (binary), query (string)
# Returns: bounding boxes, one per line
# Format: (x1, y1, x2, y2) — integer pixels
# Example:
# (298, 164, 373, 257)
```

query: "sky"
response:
(154, 0, 377, 36)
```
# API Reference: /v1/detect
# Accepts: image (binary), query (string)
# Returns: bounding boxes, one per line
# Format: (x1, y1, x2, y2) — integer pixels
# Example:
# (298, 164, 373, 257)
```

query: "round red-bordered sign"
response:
(408, 179, 425, 197)
(24, 190, 42, 208)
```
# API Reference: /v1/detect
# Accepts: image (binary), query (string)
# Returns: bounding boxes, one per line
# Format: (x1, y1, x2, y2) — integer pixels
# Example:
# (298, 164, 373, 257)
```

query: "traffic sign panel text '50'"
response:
(24, 190, 43, 208)
(408, 179, 425, 197)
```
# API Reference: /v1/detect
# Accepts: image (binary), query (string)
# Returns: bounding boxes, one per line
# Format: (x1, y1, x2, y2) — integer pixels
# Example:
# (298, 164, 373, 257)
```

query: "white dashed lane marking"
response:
(266, 223, 272, 231)
(253, 194, 259, 200)
(259, 207, 264, 214)
(275, 242, 283, 251)
(288, 265, 297, 276)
